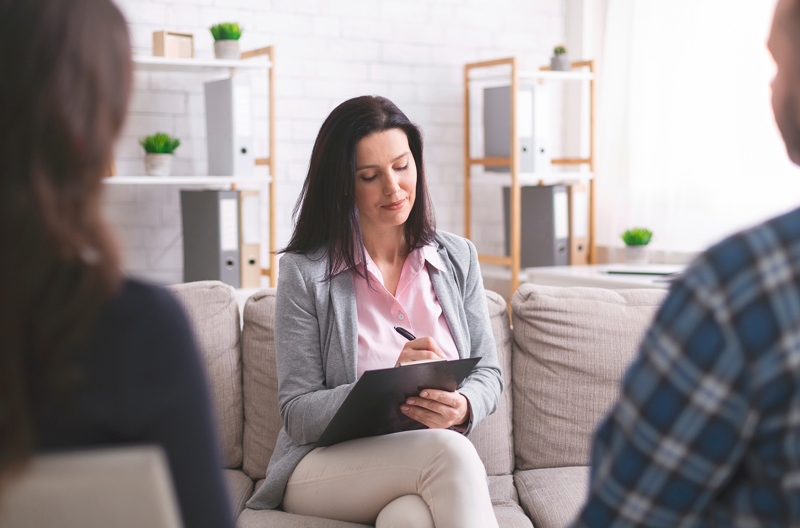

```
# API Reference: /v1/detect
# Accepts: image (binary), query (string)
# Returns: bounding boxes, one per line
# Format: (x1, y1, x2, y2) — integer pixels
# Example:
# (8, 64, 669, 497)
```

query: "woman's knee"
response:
(375, 495, 434, 528)
(424, 429, 485, 478)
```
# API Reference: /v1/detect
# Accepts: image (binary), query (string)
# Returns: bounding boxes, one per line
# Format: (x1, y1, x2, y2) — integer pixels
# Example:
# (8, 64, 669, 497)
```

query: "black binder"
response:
(503, 184, 569, 267)
(315, 357, 481, 448)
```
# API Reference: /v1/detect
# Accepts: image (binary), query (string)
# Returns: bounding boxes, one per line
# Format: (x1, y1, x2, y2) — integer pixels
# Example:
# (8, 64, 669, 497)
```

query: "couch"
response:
(169, 280, 667, 528)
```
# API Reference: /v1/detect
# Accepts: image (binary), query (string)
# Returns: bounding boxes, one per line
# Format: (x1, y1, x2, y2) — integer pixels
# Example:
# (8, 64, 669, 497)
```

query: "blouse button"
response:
(398, 313, 405, 321)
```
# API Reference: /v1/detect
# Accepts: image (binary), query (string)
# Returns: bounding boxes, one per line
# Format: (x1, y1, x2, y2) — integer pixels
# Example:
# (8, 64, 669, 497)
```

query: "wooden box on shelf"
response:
(152, 31, 194, 59)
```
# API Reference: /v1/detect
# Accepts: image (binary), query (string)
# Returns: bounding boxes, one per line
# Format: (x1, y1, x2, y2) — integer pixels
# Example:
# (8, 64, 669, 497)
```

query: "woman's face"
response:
(354, 128, 417, 237)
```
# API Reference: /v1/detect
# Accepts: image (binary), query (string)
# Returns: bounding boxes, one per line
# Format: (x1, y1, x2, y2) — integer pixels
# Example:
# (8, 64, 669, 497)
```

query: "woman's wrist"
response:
(452, 392, 472, 431)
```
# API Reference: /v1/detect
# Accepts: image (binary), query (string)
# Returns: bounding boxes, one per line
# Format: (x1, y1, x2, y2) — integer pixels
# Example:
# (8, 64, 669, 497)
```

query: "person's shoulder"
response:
(108, 278, 186, 324)
(277, 247, 331, 294)
(434, 230, 475, 261)
(279, 247, 328, 274)
(95, 278, 195, 356)
(86, 278, 199, 380)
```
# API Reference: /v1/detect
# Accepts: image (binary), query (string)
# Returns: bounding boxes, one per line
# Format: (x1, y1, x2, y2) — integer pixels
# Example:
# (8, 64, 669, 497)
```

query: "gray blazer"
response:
(247, 230, 503, 510)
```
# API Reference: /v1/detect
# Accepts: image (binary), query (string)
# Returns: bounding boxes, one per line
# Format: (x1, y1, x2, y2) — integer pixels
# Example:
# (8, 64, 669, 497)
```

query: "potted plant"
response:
(621, 227, 653, 264)
(551, 45, 571, 71)
(210, 23, 242, 60)
(139, 132, 180, 176)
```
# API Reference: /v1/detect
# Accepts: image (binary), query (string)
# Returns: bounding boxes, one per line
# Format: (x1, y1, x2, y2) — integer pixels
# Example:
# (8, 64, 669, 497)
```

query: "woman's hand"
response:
(394, 336, 446, 367)
(401, 389, 470, 429)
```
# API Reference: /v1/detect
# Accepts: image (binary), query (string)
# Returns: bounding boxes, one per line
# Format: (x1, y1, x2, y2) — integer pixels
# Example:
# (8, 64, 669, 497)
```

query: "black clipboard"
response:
(315, 357, 481, 447)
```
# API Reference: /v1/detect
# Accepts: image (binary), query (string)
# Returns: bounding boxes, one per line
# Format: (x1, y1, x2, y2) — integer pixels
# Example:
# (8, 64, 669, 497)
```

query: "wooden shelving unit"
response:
(106, 47, 277, 287)
(464, 57, 596, 299)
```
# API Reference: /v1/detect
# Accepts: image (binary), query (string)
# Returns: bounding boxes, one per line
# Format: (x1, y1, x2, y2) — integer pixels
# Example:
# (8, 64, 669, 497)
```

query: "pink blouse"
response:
(348, 245, 459, 379)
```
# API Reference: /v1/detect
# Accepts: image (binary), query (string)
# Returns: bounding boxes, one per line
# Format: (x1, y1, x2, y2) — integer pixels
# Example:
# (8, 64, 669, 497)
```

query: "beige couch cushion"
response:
(488, 474, 518, 505)
(511, 284, 666, 470)
(514, 466, 589, 528)
(469, 290, 515, 476)
(487, 475, 534, 527)
(492, 503, 534, 528)
(224, 469, 254, 518)
(170, 281, 243, 469)
(241, 289, 282, 480)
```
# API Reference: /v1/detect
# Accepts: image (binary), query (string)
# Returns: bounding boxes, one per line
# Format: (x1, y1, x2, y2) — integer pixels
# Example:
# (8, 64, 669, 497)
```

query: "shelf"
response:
(104, 176, 272, 185)
(469, 70, 594, 83)
(132, 55, 271, 72)
(123, 45, 276, 288)
(464, 56, 598, 300)
(468, 172, 593, 187)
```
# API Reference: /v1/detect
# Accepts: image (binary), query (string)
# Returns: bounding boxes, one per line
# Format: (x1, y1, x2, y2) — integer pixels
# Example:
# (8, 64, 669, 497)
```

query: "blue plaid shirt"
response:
(571, 208, 800, 528)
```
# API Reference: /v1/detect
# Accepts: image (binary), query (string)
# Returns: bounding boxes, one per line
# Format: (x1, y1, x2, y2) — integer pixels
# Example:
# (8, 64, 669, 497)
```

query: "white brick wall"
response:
(108, 0, 566, 285)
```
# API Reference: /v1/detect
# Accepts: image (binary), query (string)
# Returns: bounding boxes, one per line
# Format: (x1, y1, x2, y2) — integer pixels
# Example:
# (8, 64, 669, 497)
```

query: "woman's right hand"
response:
(394, 336, 446, 367)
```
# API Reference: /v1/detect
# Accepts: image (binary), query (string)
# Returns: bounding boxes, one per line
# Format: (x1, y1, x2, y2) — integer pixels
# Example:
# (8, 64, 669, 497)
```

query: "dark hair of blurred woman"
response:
(0, 0, 131, 478)
(282, 95, 436, 280)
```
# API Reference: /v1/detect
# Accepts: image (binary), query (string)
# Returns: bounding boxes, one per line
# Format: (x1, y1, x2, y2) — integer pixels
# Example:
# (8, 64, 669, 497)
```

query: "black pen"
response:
(394, 326, 416, 341)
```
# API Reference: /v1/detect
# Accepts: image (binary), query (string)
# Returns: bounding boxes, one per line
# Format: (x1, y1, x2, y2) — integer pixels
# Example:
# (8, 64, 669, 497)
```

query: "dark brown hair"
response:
(0, 0, 131, 478)
(282, 95, 436, 279)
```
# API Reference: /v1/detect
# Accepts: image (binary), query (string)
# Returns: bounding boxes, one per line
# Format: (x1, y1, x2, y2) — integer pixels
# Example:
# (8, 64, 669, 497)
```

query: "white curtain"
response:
(596, 0, 800, 252)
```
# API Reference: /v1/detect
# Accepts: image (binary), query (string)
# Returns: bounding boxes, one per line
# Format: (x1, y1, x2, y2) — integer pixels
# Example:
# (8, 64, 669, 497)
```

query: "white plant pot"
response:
(214, 40, 240, 60)
(550, 55, 571, 71)
(144, 153, 173, 177)
(624, 245, 650, 265)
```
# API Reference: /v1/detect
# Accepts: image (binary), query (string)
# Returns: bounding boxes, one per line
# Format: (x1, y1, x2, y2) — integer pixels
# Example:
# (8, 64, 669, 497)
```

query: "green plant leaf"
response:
(139, 132, 181, 154)
(621, 227, 653, 246)
(210, 22, 242, 41)
(554, 45, 567, 55)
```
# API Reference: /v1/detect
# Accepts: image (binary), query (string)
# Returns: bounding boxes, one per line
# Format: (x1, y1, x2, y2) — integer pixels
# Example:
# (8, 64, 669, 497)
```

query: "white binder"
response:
(204, 76, 254, 176)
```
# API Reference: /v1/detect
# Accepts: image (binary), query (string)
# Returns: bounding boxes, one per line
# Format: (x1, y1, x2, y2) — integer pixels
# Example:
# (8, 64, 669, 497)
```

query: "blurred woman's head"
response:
(283, 95, 436, 277)
(0, 0, 131, 477)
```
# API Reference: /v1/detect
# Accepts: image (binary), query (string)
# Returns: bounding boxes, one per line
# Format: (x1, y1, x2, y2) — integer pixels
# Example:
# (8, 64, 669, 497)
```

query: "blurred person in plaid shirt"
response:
(571, 1, 800, 526)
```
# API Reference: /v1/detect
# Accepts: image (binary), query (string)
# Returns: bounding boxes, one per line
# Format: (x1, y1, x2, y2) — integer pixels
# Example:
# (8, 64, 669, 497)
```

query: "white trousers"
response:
(282, 429, 499, 528)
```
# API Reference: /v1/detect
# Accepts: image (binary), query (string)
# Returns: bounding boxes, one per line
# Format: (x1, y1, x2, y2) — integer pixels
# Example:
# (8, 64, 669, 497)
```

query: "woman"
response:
(0, 1, 233, 526)
(247, 96, 502, 528)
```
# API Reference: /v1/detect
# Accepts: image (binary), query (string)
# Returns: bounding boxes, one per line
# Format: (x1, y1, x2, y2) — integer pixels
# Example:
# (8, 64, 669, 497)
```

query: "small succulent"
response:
(139, 132, 181, 154)
(210, 23, 242, 41)
(553, 45, 568, 55)
(621, 227, 653, 247)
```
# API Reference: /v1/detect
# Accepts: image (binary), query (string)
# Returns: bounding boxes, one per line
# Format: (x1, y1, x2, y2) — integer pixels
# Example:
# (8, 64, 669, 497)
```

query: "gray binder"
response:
(180, 190, 241, 287)
(204, 76, 254, 176)
(484, 85, 551, 173)
(503, 185, 569, 267)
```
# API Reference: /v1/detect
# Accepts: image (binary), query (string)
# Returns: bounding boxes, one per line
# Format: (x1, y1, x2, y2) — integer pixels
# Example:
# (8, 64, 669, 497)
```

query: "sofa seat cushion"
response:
(169, 281, 243, 469)
(489, 474, 518, 504)
(489, 476, 533, 528)
(511, 284, 666, 470)
(469, 290, 515, 477)
(514, 466, 589, 528)
(224, 469, 254, 518)
(493, 502, 534, 528)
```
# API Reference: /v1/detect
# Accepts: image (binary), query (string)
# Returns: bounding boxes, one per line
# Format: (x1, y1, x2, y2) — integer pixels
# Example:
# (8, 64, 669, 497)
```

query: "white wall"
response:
(106, 0, 567, 285)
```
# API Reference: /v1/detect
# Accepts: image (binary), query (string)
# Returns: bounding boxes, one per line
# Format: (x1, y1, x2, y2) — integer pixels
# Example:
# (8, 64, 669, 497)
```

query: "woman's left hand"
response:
(401, 389, 470, 429)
